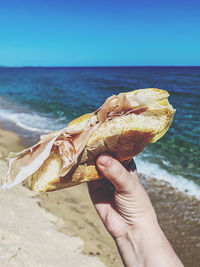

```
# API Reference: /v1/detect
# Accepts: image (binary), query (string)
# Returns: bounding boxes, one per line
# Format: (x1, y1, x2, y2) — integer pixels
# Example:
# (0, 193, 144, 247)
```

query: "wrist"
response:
(115, 224, 183, 267)
(115, 228, 143, 267)
(114, 222, 162, 265)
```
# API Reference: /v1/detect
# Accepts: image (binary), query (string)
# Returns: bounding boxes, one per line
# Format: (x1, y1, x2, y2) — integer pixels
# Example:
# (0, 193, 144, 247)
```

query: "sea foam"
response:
(135, 156, 200, 200)
(0, 108, 66, 134)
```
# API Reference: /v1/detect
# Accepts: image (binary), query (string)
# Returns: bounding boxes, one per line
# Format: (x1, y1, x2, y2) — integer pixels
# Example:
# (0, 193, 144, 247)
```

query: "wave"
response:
(135, 156, 200, 200)
(0, 97, 67, 135)
(0, 110, 66, 133)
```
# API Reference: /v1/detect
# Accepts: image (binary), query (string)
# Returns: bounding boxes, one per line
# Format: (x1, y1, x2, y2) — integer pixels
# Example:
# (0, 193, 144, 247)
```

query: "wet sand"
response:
(0, 126, 200, 267)
(142, 176, 200, 267)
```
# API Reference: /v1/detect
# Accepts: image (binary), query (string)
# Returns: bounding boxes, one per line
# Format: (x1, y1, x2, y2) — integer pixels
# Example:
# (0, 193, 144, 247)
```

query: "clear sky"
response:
(0, 0, 200, 66)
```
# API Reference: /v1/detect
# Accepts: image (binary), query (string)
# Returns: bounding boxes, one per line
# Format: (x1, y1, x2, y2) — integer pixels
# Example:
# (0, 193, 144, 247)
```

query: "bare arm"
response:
(88, 154, 183, 267)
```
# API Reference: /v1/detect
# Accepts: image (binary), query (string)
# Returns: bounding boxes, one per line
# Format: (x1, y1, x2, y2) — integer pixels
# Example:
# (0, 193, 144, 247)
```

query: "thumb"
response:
(96, 154, 136, 193)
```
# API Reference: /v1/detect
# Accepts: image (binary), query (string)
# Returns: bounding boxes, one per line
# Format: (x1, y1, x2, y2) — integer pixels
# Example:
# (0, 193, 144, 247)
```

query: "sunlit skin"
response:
(88, 154, 184, 267)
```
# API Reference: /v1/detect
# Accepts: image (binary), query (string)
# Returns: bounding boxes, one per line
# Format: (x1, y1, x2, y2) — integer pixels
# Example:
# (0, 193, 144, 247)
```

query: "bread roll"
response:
(1, 88, 175, 192)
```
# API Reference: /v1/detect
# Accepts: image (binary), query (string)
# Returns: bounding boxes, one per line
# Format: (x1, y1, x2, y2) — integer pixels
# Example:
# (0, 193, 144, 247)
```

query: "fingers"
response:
(122, 159, 137, 172)
(87, 178, 114, 204)
(88, 178, 112, 196)
(96, 154, 137, 193)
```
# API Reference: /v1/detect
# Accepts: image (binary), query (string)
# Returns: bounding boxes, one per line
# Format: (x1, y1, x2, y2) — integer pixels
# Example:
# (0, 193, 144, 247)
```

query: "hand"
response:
(87, 154, 157, 238)
(87, 154, 183, 267)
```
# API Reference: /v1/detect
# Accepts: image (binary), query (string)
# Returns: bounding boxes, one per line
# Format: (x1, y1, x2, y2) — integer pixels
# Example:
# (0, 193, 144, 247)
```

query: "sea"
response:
(0, 67, 199, 198)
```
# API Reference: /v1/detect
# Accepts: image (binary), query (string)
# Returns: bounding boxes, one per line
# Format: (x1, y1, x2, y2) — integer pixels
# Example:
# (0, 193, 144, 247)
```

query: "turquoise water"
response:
(0, 67, 199, 194)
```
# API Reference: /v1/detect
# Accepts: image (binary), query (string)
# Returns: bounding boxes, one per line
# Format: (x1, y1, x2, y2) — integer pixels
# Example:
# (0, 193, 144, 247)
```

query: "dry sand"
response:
(37, 184, 122, 267)
(0, 126, 200, 267)
(0, 127, 106, 267)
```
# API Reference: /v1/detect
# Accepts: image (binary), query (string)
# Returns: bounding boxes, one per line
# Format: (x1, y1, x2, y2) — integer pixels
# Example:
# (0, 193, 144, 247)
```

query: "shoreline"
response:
(0, 125, 200, 266)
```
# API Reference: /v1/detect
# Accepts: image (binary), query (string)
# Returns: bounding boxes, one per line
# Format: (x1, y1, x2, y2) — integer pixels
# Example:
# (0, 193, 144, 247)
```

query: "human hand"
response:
(88, 154, 183, 267)
(87, 153, 158, 239)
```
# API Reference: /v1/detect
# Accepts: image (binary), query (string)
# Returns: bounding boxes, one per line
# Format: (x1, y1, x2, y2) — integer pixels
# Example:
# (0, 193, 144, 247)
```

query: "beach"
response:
(0, 126, 199, 267)
(0, 66, 200, 267)
(0, 126, 106, 267)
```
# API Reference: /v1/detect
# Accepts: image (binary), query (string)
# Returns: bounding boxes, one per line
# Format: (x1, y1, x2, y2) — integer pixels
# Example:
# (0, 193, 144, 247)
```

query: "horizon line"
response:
(0, 65, 200, 68)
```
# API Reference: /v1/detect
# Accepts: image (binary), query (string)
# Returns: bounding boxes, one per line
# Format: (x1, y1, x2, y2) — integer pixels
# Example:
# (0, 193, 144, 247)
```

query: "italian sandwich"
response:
(0, 88, 175, 192)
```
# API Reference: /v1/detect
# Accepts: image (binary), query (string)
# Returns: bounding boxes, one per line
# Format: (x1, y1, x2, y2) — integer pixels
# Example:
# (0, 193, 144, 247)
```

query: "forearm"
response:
(115, 225, 184, 267)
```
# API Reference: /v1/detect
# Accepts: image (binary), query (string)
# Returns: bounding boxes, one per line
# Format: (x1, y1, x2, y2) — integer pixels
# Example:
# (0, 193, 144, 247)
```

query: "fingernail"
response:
(97, 155, 111, 167)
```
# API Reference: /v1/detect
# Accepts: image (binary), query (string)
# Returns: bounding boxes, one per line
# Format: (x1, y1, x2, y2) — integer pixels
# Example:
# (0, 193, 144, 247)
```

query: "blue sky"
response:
(0, 0, 200, 66)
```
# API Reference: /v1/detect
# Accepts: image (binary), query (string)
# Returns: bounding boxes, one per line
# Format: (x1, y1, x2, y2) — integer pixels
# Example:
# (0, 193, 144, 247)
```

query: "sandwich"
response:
(0, 88, 175, 192)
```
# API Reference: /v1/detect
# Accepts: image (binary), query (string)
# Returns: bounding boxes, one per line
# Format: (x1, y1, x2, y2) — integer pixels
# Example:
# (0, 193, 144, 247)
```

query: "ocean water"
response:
(0, 67, 199, 197)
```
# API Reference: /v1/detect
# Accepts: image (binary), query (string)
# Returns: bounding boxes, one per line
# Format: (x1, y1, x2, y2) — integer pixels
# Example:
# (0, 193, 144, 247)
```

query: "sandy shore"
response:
(0, 127, 106, 267)
(0, 126, 200, 267)
(38, 178, 200, 267)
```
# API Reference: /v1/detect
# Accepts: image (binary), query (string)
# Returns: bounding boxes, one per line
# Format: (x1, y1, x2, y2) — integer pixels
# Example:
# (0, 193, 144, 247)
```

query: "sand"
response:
(0, 126, 200, 267)
(38, 178, 200, 267)
(37, 184, 122, 267)
(0, 127, 106, 267)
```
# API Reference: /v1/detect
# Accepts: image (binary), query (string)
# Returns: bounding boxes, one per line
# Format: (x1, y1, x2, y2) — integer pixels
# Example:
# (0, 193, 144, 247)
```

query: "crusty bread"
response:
(24, 88, 175, 192)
